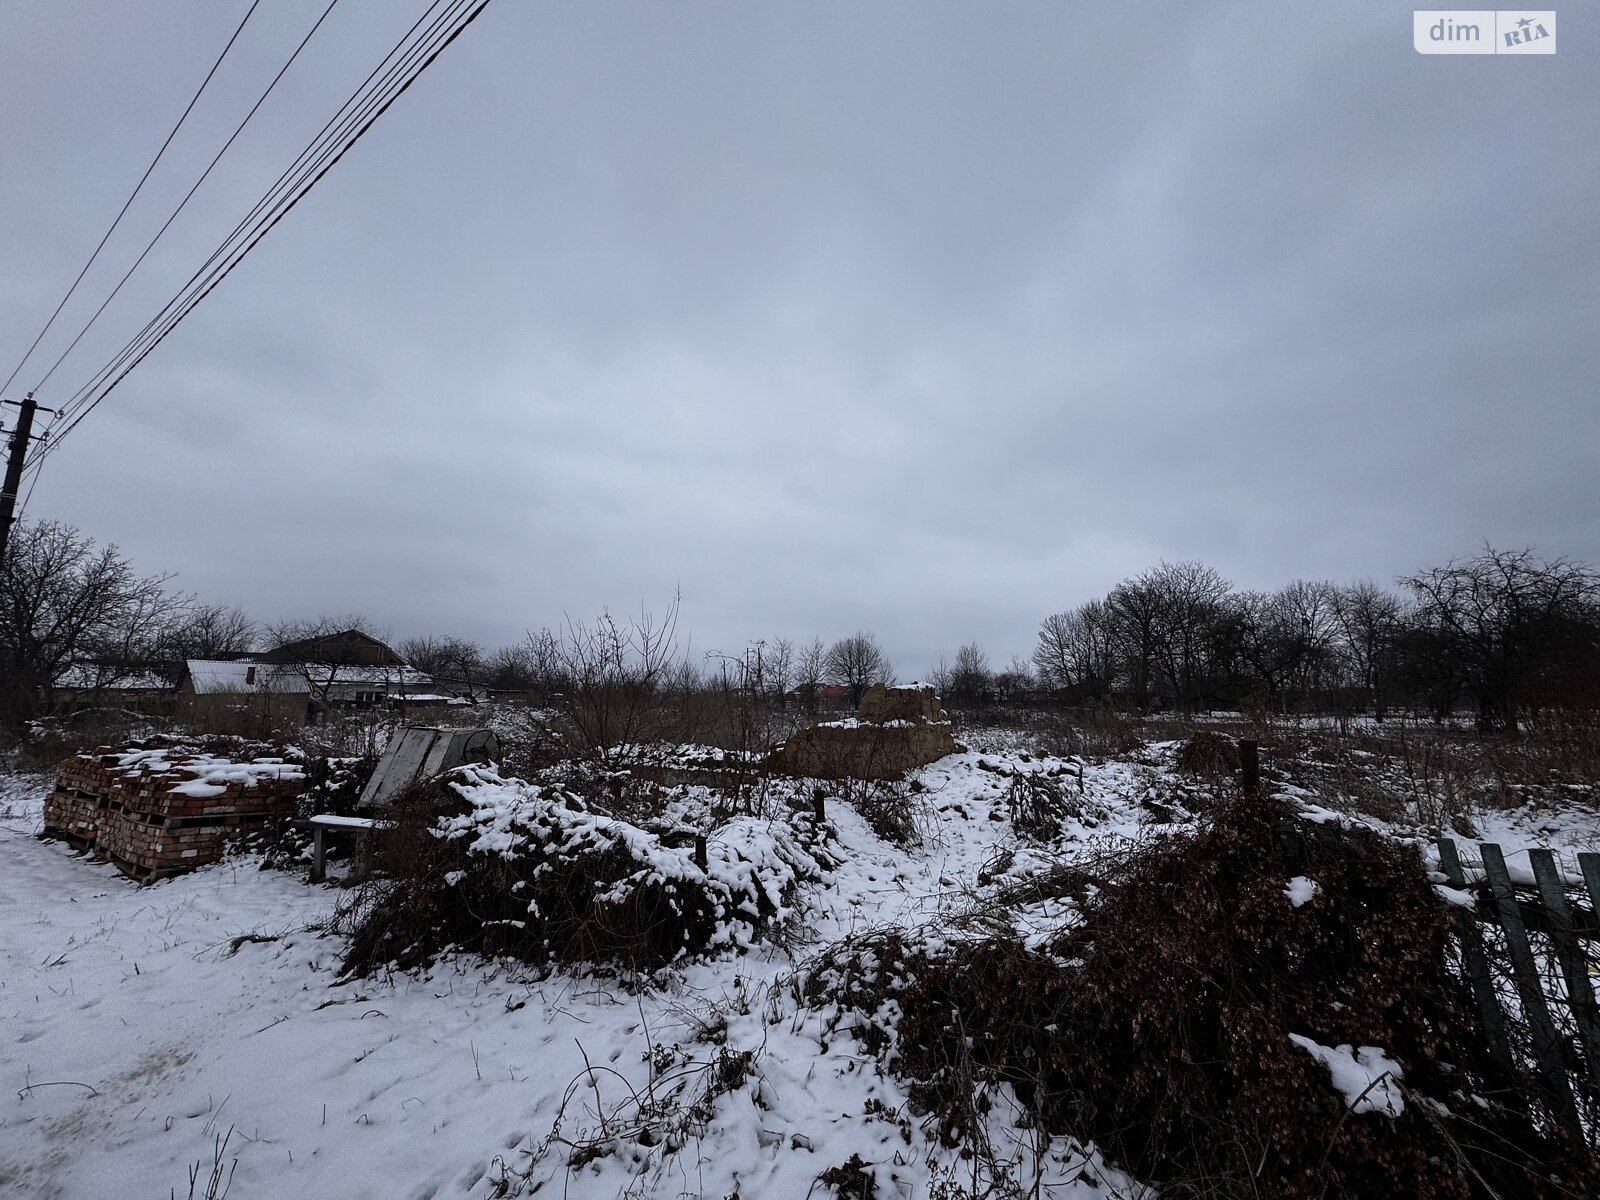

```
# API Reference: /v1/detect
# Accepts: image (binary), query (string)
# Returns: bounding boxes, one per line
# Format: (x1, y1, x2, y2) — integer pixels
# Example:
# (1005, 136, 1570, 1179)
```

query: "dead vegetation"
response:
(807, 791, 1599, 1199)
(1174, 729, 1240, 776)
(337, 768, 824, 978)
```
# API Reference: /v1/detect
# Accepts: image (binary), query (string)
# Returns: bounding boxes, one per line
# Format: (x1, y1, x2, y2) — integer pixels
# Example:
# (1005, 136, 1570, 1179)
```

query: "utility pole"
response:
(1, 393, 51, 561)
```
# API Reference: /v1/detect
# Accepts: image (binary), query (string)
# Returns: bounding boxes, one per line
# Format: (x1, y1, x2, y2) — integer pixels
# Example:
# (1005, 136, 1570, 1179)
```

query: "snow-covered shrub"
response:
(341, 765, 823, 976)
(810, 793, 1599, 1198)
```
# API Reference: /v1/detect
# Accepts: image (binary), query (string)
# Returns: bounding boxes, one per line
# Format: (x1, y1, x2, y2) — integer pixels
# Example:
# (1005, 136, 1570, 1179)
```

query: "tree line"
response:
(4, 518, 1596, 736)
(930, 550, 1599, 734)
(0, 520, 901, 728)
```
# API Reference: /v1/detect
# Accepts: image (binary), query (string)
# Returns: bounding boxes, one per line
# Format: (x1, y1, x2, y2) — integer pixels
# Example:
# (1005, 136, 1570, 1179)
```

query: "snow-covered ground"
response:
(0, 751, 1163, 1200)
(2, 737, 1595, 1199)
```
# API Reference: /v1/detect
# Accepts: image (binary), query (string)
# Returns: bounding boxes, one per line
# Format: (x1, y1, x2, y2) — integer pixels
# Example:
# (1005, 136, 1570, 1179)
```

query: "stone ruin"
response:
(769, 683, 959, 780)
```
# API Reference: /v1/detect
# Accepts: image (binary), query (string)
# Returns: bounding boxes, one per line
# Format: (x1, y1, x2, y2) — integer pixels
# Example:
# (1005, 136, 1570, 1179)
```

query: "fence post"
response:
(1480, 842, 1582, 1134)
(1239, 739, 1259, 793)
(813, 793, 827, 823)
(1436, 838, 1516, 1076)
(1528, 849, 1600, 1091)
(1578, 852, 1600, 924)
(694, 834, 708, 872)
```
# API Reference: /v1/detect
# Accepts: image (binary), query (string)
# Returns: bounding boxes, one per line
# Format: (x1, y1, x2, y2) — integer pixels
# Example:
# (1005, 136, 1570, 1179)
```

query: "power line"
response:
(0, 0, 265, 397)
(39, 0, 468, 435)
(16, 0, 496, 503)
(24, 0, 345, 397)
(30, 0, 477, 456)
(43, 0, 469, 434)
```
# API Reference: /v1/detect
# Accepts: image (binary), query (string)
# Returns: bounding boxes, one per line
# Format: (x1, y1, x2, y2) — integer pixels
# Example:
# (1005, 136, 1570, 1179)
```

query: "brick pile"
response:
(43, 746, 305, 881)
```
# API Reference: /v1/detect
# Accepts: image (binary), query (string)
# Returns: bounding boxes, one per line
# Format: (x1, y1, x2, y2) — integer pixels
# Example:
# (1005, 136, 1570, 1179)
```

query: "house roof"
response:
(185, 660, 311, 695)
(257, 629, 402, 667)
(183, 659, 433, 694)
(55, 665, 171, 691)
(303, 664, 432, 686)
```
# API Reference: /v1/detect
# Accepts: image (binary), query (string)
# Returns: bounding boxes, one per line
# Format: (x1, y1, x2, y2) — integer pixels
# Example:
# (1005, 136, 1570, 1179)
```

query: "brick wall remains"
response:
(769, 684, 959, 780)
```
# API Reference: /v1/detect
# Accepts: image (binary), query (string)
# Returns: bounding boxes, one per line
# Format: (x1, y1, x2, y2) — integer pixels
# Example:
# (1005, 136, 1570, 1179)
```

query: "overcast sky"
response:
(2, 2, 1596, 677)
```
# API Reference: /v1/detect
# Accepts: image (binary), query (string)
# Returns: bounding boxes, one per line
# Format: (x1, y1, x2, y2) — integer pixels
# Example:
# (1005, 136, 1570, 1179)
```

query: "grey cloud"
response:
(2, 1, 1595, 677)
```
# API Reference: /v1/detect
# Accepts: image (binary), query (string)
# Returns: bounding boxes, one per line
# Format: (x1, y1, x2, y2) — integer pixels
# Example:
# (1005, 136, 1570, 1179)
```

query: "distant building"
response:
(177, 629, 447, 723)
(52, 663, 176, 714)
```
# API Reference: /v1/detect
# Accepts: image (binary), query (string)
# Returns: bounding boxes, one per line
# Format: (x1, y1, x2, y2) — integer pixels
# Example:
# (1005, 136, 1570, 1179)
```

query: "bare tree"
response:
(556, 596, 683, 764)
(1331, 581, 1404, 720)
(396, 635, 444, 673)
(947, 642, 993, 707)
(765, 636, 795, 708)
(1143, 561, 1233, 715)
(825, 631, 894, 708)
(993, 655, 1035, 703)
(0, 520, 183, 723)
(518, 626, 570, 704)
(1033, 600, 1117, 699)
(261, 614, 395, 718)
(485, 642, 534, 690)
(1401, 547, 1599, 735)
(167, 603, 256, 662)
(1107, 575, 1162, 710)
(793, 636, 826, 712)
(435, 637, 486, 704)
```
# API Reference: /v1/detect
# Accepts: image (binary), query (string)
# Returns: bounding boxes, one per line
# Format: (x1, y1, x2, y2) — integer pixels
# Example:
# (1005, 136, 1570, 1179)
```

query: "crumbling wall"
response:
(769, 684, 958, 780)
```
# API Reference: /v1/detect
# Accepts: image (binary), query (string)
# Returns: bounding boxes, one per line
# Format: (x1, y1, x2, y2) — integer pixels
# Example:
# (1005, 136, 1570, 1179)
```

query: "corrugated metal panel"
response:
(357, 726, 501, 810)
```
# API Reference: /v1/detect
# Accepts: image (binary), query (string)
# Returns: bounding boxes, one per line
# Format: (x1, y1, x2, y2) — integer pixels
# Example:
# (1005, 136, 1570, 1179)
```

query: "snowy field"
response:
(1, 750, 1160, 1200)
(2, 739, 1596, 1200)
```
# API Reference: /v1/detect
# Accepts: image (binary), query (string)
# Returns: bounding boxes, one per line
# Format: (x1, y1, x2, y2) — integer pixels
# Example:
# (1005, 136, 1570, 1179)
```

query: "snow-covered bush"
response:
(341, 765, 823, 975)
(809, 792, 1599, 1199)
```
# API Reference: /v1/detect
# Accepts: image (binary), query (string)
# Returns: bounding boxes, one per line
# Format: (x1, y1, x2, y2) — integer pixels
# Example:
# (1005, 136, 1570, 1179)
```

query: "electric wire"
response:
(24, 0, 344, 397)
(0, 0, 265, 397)
(15, 0, 495, 509)
(43, 0, 468, 433)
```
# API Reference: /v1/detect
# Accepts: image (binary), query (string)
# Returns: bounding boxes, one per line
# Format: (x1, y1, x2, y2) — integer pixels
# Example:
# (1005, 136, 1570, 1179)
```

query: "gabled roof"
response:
(183, 659, 433, 694)
(258, 629, 402, 667)
(55, 665, 171, 691)
(185, 660, 311, 695)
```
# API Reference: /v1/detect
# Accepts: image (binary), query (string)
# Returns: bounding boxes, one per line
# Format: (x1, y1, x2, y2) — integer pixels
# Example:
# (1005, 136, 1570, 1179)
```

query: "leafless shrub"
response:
(1005, 771, 1076, 840)
(551, 596, 686, 767)
(835, 776, 922, 845)
(1173, 730, 1240, 776)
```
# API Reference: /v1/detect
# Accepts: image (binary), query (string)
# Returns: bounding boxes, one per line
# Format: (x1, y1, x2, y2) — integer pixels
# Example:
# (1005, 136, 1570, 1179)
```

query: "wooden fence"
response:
(1436, 837, 1600, 1137)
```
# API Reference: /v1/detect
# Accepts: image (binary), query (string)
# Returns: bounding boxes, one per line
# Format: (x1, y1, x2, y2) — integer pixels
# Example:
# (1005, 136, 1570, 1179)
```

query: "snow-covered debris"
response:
(1288, 1035, 1405, 1116)
(1284, 875, 1320, 907)
(340, 765, 825, 974)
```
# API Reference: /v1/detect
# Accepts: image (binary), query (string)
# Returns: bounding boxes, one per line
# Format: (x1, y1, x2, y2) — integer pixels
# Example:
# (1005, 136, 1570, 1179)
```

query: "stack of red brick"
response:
(44, 747, 305, 881)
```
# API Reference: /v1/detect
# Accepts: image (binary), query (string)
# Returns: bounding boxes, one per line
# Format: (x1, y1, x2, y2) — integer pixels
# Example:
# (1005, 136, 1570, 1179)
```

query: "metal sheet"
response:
(358, 727, 439, 809)
(356, 725, 501, 810)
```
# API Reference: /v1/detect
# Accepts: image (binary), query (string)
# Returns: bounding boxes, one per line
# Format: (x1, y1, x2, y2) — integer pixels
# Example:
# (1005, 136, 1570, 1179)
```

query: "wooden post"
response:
(1239, 739, 1259, 793)
(1529, 850, 1600, 1091)
(1437, 839, 1516, 1075)
(813, 793, 826, 823)
(1480, 842, 1582, 1133)
(311, 825, 327, 885)
(1578, 852, 1600, 923)
(694, 833, 707, 871)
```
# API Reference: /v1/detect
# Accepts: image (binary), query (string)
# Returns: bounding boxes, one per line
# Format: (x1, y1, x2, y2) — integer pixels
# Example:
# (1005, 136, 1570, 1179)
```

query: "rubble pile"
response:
(770, 683, 959, 780)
